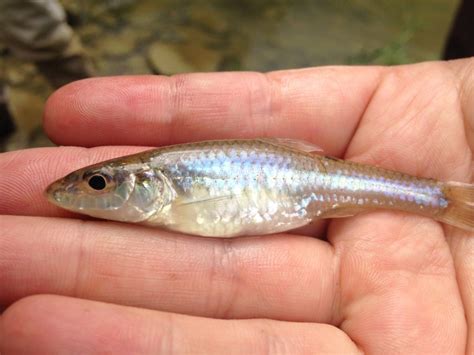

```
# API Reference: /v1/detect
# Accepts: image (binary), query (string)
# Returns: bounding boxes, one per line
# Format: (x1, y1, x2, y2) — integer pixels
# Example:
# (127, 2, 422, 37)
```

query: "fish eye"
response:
(88, 174, 107, 191)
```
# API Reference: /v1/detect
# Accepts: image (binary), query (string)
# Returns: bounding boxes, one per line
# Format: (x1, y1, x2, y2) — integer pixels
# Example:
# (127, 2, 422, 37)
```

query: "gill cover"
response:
(47, 165, 173, 224)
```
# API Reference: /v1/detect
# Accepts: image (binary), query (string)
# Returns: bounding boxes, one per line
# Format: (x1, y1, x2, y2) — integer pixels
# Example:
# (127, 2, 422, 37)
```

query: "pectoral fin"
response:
(174, 194, 236, 207)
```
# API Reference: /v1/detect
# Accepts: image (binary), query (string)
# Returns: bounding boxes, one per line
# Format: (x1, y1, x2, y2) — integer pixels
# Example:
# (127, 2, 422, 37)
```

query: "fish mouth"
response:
(44, 180, 84, 214)
(44, 180, 64, 206)
(45, 178, 79, 208)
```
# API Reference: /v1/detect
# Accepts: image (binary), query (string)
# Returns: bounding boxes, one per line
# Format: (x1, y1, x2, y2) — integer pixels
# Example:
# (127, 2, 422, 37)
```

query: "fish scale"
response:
(143, 140, 445, 236)
(147, 140, 319, 236)
(46, 138, 474, 237)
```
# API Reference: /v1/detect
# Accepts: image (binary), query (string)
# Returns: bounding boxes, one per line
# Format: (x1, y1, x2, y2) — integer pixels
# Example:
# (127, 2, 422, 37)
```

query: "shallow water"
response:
(0, 0, 458, 150)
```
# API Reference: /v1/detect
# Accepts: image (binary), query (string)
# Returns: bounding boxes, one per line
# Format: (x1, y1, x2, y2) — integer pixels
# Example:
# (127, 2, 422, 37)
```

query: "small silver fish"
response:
(46, 139, 474, 237)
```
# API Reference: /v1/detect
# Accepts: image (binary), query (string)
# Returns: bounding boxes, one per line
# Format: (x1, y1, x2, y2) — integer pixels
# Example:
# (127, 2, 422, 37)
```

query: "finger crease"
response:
(341, 67, 386, 159)
(71, 219, 88, 299)
(208, 239, 240, 319)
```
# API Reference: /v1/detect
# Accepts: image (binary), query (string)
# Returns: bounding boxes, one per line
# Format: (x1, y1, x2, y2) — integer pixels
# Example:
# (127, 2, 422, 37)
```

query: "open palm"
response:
(0, 59, 472, 354)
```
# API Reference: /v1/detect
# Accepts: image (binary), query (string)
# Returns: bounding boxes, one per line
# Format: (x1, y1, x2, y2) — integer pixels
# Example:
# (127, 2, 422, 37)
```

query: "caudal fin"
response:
(438, 182, 474, 232)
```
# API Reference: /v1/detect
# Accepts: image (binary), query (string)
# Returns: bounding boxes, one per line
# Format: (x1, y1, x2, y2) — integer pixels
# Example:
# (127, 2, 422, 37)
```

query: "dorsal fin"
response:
(258, 138, 324, 154)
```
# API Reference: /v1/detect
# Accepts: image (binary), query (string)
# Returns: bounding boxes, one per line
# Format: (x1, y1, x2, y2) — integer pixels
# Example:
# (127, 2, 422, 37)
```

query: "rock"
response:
(5, 59, 37, 86)
(3, 130, 29, 151)
(128, 0, 167, 27)
(6, 85, 48, 137)
(79, 23, 103, 43)
(147, 41, 221, 74)
(126, 54, 152, 74)
(97, 31, 138, 56)
(189, 5, 229, 34)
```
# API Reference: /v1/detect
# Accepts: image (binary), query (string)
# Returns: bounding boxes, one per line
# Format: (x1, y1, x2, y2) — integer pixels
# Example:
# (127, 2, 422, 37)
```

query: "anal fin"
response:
(316, 206, 366, 219)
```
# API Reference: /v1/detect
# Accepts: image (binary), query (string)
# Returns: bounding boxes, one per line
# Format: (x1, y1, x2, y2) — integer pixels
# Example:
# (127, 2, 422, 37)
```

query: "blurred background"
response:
(0, 0, 469, 152)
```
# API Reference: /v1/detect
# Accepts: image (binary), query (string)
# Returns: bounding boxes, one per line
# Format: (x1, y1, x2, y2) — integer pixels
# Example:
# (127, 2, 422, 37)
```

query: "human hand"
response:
(0, 59, 472, 354)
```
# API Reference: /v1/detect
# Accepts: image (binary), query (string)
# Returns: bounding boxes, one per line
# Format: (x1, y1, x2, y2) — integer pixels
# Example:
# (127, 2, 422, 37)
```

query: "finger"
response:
(44, 68, 383, 156)
(0, 215, 338, 323)
(0, 295, 359, 354)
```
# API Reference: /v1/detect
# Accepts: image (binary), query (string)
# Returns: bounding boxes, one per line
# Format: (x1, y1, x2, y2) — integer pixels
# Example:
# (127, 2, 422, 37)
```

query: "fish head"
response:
(46, 159, 174, 223)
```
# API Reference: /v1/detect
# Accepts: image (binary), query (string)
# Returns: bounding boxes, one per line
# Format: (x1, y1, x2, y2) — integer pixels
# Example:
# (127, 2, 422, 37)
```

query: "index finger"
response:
(44, 68, 383, 156)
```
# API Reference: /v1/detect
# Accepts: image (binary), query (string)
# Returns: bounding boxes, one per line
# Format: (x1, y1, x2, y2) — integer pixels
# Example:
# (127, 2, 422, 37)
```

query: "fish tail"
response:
(437, 182, 474, 232)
